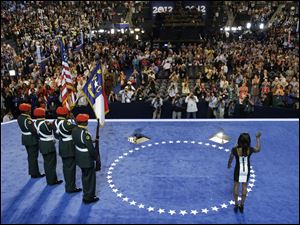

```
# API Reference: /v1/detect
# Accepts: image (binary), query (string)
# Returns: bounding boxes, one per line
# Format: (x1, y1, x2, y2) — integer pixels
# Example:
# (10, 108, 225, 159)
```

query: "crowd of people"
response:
(1, 1, 299, 121)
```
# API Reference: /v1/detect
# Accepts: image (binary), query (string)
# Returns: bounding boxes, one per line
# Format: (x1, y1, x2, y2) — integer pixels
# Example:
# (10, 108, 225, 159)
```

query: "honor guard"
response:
(72, 114, 99, 204)
(17, 103, 45, 178)
(33, 108, 63, 185)
(53, 107, 82, 193)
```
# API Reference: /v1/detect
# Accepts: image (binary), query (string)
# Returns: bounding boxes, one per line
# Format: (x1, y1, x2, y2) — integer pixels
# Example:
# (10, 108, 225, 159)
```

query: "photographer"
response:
(185, 92, 199, 119)
(242, 94, 254, 118)
(172, 93, 184, 119)
(151, 94, 163, 119)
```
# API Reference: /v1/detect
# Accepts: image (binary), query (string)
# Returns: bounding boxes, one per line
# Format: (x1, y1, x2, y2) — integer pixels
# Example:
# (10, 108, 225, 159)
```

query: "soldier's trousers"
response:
(25, 145, 41, 176)
(81, 167, 96, 200)
(62, 157, 76, 192)
(42, 152, 58, 185)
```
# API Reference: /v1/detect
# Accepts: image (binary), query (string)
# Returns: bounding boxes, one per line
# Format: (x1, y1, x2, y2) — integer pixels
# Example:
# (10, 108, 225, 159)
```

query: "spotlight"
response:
(134, 28, 140, 32)
(246, 22, 251, 29)
(130, 30, 134, 34)
(111, 29, 115, 34)
(121, 28, 124, 34)
(259, 23, 264, 29)
(135, 34, 139, 40)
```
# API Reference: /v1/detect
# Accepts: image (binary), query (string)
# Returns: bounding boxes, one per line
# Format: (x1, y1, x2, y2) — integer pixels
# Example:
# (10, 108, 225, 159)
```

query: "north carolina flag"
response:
(82, 63, 109, 124)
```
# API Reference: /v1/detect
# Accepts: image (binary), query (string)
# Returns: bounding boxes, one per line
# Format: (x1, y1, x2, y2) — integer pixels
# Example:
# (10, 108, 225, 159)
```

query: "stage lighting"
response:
(121, 28, 124, 34)
(246, 22, 251, 29)
(130, 30, 134, 34)
(209, 129, 230, 144)
(135, 34, 139, 40)
(134, 28, 140, 32)
(111, 28, 115, 34)
(99, 29, 105, 33)
(259, 23, 264, 29)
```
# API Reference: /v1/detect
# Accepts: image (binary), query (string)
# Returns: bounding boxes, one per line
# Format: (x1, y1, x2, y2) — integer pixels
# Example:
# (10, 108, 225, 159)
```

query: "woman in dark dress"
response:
(227, 132, 262, 213)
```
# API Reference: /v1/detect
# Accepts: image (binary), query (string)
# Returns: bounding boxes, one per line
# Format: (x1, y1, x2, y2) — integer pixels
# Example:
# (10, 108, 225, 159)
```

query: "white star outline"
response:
(107, 140, 257, 216)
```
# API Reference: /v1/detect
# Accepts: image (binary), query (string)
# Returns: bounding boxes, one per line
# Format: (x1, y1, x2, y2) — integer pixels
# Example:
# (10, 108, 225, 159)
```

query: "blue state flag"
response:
(82, 64, 109, 124)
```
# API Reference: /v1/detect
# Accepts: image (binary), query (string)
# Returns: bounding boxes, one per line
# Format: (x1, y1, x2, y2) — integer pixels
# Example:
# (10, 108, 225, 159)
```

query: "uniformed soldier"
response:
(72, 114, 99, 204)
(17, 103, 45, 178)
(33, 108, 63, 185)
(53, 106, 82, 193)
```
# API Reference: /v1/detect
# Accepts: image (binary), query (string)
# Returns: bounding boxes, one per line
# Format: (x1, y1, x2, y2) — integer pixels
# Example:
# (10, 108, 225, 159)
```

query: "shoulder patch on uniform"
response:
(86, 135, 90, 140)
(67, 122, 71, 126)
(28, 120, 32, 124)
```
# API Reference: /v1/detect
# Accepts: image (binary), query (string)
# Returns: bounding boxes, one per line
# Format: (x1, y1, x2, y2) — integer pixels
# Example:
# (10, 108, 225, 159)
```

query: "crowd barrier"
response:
(72, 102, 299, 119)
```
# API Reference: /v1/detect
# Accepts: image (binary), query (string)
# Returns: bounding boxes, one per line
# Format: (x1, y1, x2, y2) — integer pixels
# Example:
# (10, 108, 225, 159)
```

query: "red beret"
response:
(19, 103, 31, 112)
(76, 114, 89, 123)
(33, 108, 46, 118)
(56, 106, 69, 116)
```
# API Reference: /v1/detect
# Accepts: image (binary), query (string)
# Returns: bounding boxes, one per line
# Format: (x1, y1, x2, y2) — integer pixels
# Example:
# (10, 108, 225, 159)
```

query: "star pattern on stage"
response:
(107, 140, 258, 217)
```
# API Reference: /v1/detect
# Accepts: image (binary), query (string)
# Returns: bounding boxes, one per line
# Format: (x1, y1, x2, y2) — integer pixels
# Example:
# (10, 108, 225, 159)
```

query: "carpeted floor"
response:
(1, 119, 299, 224)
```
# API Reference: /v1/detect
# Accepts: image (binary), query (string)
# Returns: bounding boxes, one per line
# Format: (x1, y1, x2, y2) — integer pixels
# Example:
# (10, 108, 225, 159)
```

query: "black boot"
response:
(239, 204, 244, 213)
(234, 205, 239, 213)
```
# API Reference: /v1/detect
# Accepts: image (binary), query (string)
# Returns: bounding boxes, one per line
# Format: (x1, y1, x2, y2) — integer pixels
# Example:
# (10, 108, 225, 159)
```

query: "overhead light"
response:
(111, 28, 115, 34)
(259, 23, 264, 29)
(134, 28, 140, 32)
(224, 27, 230, 31)
(246, 22, 251, 29)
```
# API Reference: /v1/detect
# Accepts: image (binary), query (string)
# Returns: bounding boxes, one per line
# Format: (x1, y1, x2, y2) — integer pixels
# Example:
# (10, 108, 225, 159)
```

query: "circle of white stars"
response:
(106, 140, 257, 216)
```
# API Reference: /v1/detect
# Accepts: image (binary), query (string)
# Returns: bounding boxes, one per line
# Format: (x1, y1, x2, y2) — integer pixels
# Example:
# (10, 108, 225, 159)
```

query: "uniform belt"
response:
(75, 146, 88, 152)
(62, 137, 72, 141)
(40, 137, 54, 141)
(22, 131, 31, 135)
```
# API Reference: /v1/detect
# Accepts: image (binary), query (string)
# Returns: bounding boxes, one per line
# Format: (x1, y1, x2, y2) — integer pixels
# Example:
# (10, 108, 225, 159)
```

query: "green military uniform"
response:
(17, 113, 42, 177)
(34, 118, 60, 185)
(53, 117, 78, 192)
(72, 125, 98, 202)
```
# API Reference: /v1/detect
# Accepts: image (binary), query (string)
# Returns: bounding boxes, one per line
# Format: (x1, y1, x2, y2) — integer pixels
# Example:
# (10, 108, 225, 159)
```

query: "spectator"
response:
(172, 93, 184, 119)
(2, 110, 13, 122)
(151, 94, 163, 119)
(185, 92, 199, 119)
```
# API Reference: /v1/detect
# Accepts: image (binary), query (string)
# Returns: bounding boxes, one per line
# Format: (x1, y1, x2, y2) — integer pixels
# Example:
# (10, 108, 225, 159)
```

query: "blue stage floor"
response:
(1, 119, 299, 224)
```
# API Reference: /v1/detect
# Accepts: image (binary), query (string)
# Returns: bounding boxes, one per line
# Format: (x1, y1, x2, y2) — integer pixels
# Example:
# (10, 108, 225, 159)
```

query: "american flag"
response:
(59, 37, 75, 110)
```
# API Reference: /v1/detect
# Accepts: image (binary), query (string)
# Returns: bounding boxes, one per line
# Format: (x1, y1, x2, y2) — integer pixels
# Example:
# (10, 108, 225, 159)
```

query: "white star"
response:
(201, 208, 209, 214)
(158, 208, 165, 214)
(129, 150, 133, 153)
(112, 189, 118, 193)
(117, 193, 123, 197)
(109, 167, 114, 170)
(205, 143, 210, 146)
(107, 175, 112, 179)
(247, 188, 252, 192)
(155, 142, 159, 145)
(184, 141, 188, 143)
(191, 141, 195, 144)
(176, 140, 181, 143)
(212, 144, 217, 148)
(94, 80, 99, 87)
(111, 163, 116, 166)
(250, 174, 256, 178)
(168, 210, 176, 215)
(119, 156, 123, 159)
(109, 184, 115, 188)
(148, 144, 152, 147)
(250, 169, 255, 173)
(107, 171, 112, 174)
(161, 141, 166, 144)
(114, 159, 119, 162)
(218, 146, 224, 149)
(138, 204, 145, 209)
(147, 207, 154, 212)
(107, 180, 113, 183)
(134, 148, 139, 151)
(198, 142, 203, 145)
(248, 183, 255, 188)
(129, 200, 136, 205)
(211, 206, 219, 211)
(141, 145, 146, 148)
(220, 203, 228, 208)
(225, 149, 230, 152)
(229, 200, 235, 205)
(169, 141, 173, 143)
(250, 178, 256, 183)
(122, 197, 129, 202)
(238, 197, 242, 201)
(179, 210, 187, 216)
(190, 210, 198, 215)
